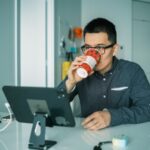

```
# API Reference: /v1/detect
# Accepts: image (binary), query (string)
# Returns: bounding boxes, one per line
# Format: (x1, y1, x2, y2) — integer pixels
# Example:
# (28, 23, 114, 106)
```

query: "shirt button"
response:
(103, 95, 106, 98)
(103, 78, 106, 81)
(61, 88, 64, 92)
(110, 72, 113, 75)
(62, 94, 65, 97)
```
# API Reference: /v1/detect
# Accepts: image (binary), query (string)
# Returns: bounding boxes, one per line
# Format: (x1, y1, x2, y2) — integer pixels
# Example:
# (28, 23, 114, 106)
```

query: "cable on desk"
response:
(0, 103, 12, 132)
(93, 141, 112, 150)
(93, 135, 129, 150)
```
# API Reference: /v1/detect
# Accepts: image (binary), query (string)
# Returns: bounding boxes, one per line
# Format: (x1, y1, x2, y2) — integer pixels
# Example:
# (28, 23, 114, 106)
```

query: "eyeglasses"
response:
(81, 43, 115, 55)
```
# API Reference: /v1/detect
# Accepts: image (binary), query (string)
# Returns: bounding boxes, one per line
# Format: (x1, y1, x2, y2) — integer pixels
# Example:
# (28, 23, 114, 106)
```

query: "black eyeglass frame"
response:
(81, 43, 115, 55)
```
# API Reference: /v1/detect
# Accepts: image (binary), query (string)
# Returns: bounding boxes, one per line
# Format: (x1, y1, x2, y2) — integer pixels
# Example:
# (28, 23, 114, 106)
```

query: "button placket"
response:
(101, 77, 107, 99)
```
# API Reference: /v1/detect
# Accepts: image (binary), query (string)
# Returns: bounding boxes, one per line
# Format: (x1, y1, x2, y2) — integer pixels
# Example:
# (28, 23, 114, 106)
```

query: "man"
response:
(58, 18, 150, 130)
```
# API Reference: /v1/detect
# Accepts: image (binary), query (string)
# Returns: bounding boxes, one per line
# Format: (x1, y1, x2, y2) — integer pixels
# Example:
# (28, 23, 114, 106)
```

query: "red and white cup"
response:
(76, 49, 101, 78)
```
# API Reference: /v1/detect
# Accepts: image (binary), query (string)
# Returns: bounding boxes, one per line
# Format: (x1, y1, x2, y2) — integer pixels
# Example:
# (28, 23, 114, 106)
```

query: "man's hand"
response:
(65, 56, 86, 93)
(81, 110, 111, 131)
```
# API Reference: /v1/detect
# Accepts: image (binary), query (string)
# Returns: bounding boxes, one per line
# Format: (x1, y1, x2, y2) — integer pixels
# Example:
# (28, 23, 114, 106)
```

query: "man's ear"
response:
(112, 44, 119, 56)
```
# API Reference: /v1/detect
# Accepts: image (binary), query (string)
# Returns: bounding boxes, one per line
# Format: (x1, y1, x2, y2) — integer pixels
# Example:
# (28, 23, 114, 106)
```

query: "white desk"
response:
(0, 118, 150, 150)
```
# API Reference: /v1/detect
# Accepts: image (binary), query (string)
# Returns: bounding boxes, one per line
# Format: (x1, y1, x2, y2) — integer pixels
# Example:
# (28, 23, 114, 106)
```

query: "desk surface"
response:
(0, 118, 150, 150)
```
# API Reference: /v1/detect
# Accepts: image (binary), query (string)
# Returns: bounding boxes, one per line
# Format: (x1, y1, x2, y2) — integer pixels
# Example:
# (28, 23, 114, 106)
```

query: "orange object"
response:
(73, 27, 82, 39)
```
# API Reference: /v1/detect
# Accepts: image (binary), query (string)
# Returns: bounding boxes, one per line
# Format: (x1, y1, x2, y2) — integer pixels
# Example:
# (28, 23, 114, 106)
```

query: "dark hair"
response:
(83, 18, 117, 44)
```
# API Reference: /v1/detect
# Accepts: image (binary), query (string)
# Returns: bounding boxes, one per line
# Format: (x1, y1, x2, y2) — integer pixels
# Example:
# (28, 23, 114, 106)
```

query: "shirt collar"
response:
(95, 56, 118, 77)
(109, 56, 118, 73)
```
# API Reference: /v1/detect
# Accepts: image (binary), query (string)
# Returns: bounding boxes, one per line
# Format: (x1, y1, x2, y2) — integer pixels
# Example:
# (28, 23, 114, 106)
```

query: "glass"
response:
(81, 43, 115, 55)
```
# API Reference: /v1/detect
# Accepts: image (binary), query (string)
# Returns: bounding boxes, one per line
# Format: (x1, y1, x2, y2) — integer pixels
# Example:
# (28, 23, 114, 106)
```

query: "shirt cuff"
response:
(108, 108, 123, 126)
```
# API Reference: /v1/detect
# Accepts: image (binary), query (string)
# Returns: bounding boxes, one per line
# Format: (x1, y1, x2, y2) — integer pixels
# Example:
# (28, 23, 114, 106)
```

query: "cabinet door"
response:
(133, 1, 150, 82)
(0, 0, 16, 112)
(20, 0, 46, 86)
(20, 0, 54, 87)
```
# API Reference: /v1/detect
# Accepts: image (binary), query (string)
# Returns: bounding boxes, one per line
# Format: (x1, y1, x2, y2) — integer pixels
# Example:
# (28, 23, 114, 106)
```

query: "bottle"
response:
(76, 49, 101, 78)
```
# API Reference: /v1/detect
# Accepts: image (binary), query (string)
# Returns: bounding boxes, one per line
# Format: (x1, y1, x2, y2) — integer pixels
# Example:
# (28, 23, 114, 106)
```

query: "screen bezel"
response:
(2, 86, 75, 127)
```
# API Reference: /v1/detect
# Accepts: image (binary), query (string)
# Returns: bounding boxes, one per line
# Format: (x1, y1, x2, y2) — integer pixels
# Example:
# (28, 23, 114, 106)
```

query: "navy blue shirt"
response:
(58, 57, 150, 126)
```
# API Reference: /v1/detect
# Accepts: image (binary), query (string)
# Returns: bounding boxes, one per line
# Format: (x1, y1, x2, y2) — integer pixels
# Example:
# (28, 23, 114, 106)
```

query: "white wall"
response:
(81, 0, 132, 60)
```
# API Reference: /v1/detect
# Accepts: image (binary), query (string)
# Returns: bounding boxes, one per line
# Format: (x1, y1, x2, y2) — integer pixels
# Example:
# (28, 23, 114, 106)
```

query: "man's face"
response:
(84, 32, 117, 74)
